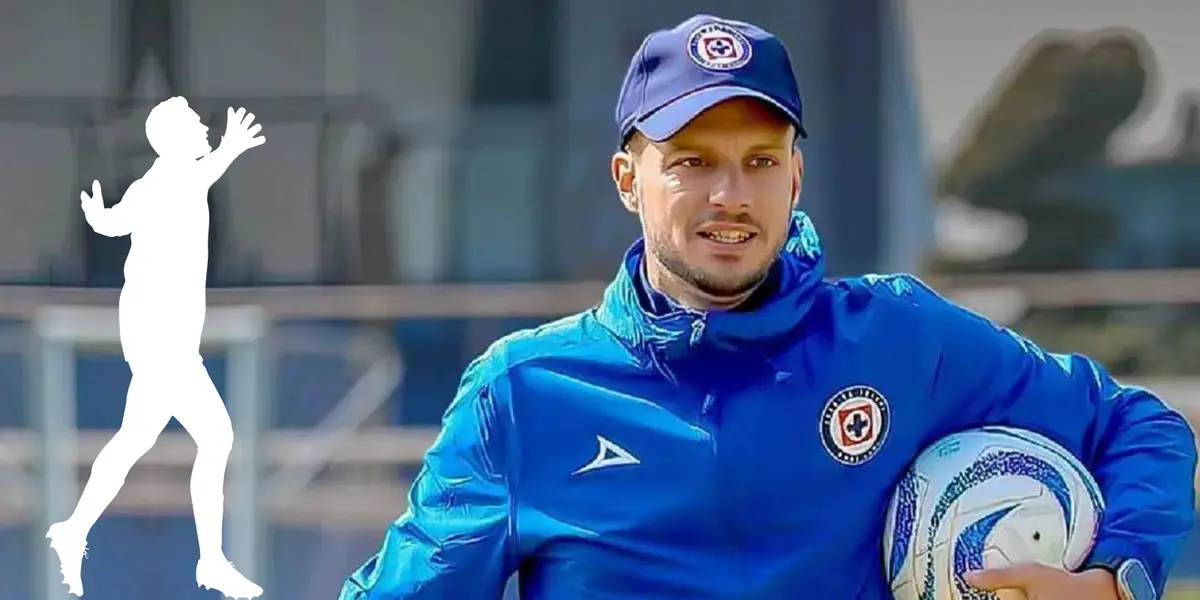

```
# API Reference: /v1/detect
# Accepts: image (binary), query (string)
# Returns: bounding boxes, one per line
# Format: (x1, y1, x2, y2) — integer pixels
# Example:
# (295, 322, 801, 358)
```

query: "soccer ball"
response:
(883, 426, 1104, 600)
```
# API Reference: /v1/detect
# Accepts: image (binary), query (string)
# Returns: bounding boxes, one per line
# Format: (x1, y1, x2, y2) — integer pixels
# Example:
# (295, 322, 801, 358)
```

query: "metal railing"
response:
(0, 266, 1194, 596)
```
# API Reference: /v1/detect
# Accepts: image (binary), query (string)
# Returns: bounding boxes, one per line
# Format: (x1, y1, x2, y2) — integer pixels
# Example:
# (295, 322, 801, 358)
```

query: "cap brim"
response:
(635, 85, 807, 142)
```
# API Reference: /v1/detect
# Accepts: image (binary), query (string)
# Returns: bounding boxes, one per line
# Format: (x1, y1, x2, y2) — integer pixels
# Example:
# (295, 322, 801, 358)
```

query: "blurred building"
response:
(0, 1, 1197, 599)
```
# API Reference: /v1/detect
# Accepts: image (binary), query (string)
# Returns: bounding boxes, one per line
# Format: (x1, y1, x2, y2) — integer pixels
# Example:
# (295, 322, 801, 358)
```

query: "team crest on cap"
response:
(687, 23, 752, 71)
(819, 385, 890, 465)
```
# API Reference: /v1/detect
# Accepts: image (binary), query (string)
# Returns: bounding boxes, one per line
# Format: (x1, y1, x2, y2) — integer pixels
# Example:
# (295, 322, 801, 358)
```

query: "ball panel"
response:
(885, 469, 923, 583)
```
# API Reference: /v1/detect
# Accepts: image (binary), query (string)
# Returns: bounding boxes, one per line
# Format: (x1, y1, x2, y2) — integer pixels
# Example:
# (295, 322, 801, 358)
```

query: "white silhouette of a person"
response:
(46, 96, 265, 599)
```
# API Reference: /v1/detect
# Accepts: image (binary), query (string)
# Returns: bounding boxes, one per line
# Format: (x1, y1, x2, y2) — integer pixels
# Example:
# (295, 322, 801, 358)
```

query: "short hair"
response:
(623, 130, 649, 156)
(145, 96, 192, 156)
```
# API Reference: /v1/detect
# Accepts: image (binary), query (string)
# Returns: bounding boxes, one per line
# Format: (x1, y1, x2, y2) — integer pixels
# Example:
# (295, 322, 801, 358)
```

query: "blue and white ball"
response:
(883, 426, 1104, 600)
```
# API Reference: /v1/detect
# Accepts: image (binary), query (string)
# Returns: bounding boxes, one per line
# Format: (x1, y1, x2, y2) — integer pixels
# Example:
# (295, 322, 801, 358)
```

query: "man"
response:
(48, 97, 265, 599)
(341, 15, 1196, 600)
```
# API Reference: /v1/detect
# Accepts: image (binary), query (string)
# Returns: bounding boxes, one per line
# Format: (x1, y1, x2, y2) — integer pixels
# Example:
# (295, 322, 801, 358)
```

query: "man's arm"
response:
(83, 180, 144, 238)
(339, 356, 517, 599)
(195, 143, 242, 189)
(901, 276, 1197, 593)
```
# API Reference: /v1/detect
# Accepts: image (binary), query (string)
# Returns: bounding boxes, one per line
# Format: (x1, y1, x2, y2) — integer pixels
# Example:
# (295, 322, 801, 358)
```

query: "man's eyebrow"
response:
(746, 141, 791, 152)
(660, 141, 704, 154)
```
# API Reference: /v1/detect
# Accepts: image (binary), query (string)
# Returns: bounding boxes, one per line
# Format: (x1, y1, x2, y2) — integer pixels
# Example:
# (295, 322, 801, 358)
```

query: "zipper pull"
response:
(689, 317, 705, 346)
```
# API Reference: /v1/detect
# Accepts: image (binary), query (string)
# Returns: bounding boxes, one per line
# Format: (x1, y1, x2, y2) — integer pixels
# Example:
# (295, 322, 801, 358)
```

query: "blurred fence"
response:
(0, 269, 1197, 598)
(0, 282, 609, 600)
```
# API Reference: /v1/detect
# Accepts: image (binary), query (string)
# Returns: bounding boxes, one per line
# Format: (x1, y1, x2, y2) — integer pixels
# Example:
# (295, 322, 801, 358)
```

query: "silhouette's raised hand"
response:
(222, 107, 265, 153)
(80, 180, 104, 214)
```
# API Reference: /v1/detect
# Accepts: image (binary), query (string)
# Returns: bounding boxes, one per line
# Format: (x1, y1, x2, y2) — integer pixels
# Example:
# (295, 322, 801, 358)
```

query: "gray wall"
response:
(0, 0, 927, 284)
(0, 0, 479, 284)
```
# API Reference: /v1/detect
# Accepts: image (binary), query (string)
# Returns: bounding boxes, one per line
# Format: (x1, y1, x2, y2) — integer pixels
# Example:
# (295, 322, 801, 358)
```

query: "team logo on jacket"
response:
(819, 385, 890, 465)
(687, 23, 753, 71)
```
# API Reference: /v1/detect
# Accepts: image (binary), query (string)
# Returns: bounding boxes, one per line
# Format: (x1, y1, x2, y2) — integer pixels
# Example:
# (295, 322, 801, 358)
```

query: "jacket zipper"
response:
(691, 315, 742, 596)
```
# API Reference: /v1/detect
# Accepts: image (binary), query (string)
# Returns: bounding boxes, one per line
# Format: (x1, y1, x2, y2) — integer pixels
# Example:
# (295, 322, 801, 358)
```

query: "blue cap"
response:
(615, 14, 807, 146)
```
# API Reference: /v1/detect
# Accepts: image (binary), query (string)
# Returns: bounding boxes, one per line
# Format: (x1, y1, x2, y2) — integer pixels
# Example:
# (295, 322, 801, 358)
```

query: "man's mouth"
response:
(698, 230, 756, 245)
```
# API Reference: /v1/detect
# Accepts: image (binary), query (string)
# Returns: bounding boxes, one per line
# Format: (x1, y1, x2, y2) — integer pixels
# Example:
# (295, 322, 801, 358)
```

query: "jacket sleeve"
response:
(905, 277, 1197, 592)
(340, 358, 516, 599)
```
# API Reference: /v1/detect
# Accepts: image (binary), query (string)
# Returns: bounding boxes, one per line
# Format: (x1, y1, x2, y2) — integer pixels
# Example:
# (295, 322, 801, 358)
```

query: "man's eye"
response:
(749, 157, 779, 168)
(674, 157, 704, 168)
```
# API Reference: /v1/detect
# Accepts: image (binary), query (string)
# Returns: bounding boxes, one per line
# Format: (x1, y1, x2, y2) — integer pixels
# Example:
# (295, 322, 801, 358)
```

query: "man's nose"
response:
(708, 168, 751, 211)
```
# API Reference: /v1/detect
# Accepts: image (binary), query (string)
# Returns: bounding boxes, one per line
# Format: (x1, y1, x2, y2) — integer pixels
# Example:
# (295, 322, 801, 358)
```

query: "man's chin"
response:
(688, 269, 769, 300)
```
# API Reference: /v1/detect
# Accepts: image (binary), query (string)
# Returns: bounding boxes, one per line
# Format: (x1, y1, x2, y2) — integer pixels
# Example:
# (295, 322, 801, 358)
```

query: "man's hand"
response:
(966, 563, 1119, 600)
(221, 107, 266, 154)
(80, 180, 103, 213)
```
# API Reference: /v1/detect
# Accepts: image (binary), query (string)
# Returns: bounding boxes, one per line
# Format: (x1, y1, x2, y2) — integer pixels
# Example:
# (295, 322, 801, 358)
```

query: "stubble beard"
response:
(645, 229, 780, 301)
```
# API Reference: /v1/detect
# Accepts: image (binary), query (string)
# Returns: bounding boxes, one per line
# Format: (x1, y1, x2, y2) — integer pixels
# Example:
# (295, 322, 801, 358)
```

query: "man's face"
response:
(174, 108, 212, 159)
(612, 98, 803, 302)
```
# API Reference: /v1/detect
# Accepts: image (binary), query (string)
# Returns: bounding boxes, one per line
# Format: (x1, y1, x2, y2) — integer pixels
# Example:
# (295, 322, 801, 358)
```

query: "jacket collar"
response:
(595, 211, 826, 366)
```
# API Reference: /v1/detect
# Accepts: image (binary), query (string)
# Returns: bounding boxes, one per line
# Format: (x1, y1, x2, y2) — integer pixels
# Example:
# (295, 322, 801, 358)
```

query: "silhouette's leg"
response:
(65, 365, 173, 534)
(172, 356, 234, 562)
(47, 364, 172, 596)
(174, 356, 262, 598)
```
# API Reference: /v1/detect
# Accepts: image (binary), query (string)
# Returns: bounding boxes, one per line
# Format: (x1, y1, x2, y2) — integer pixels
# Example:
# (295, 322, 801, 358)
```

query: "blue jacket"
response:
(340, 213, 1196, 599)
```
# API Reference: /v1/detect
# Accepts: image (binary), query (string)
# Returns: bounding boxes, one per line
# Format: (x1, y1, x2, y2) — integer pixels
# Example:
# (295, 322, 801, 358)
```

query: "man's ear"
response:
(790, 148, 804, 210)
(611, 150, 638, 213)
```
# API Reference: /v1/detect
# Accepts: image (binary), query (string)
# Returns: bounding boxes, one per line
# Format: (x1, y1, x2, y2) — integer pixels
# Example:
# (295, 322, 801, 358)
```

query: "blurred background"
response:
(0, 0, 1197, 598)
